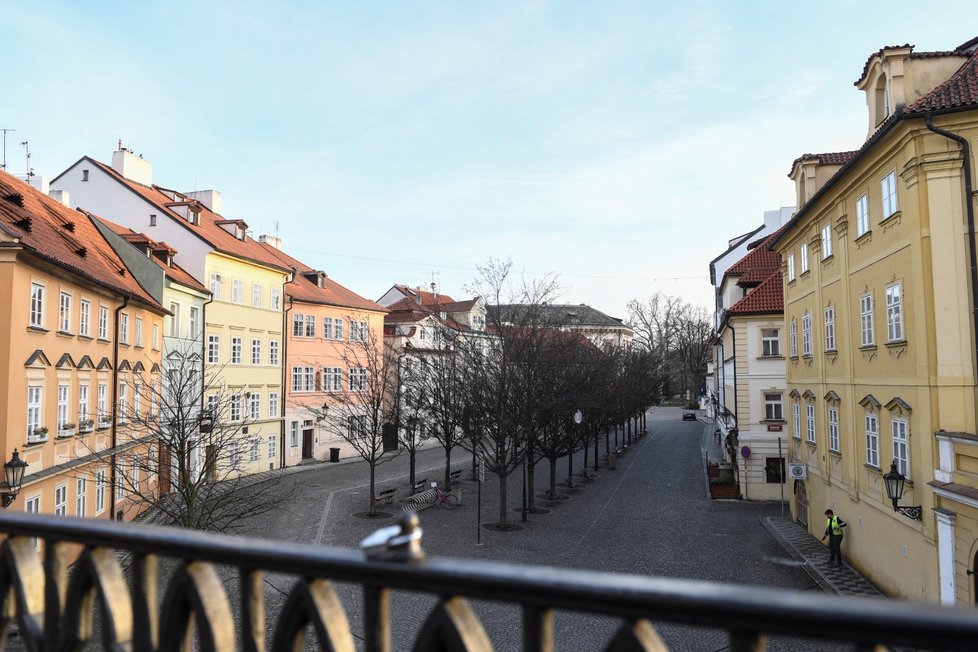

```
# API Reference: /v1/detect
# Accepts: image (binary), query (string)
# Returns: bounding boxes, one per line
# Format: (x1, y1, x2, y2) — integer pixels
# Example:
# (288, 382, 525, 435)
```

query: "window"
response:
(229, 442, 241, 468)
(789, 319, 798, 357)
(80, 300, 91, 336)
(57, 384, 69, 432)
(82, 169, 89, 182)
(208, 335, 220, 363)
(76, 478, 87, 517)
(856, 193, 870, 237)
(269, 393, 279, 418)
(30, 282, 45, 328)
(349, 367, 367, 391)
(231, 337, 242, 364)
(828, 406, 840, 453)
(324, 367, 343, 392)
(189, 307, 200, 339)
(787, 254, 796, 282)
(149, 214, 157, 226)
(120, 314, 129, 344)
(131, 455, 140, 492)
(806, 404, 816, 444)
(881, 172, 898, 218)
(350, 320, 369, 342)
(249, 393, 261, 420)
(271, 287, 281, 311)
(230, 394, 242, 422)
(55, 484, 67, 516)
(800, 243, 809, 274)
(821, 224, 833, 259)
(893, 418, 909, 478)
(290, 421, 299, 448)
(292, 314, 305, 337)
(135, 317, 143, 346)
(324, 317, 334, 339)
(252, 339, 261, 365)
(764, 393, 783, 421)
(270, 340, 279, 366)
(792, 402, 801, 439)
(99, 305, 109, 340)
(347, 415, 366, 439)
(133, 382, 141, 417)
(117, 460, 125, 499)
(886, 283, 903, 342)
(761, 329, 780, 357)
(866, 413, 880, 467)
(169, 302, 181, 337)
(27, 386, 43, 441)
(25, 494, 40, 547)
(59, 292, 71, 332)
(801, 312, 812, 356)
(824, 305, 835, 351)
(232, 279, 243, 304)
(250, 437, 260, 462)
(267, 436, 277, 459)
(305, 315, 316, 338)
(860, 294, 875, 347)
(95, 468, 106, 514)
(333, 319, 343, 340)
(98, 384, 108, 426)
(78, 384, 89, 423)
(765, 458, 785, 484)
(252, 282, 263, 308)
(210, 273, 223, 298)
(117, 383, 128, 424)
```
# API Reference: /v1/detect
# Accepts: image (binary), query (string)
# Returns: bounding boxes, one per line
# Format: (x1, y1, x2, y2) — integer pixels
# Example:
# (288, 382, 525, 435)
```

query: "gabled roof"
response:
(489, 304, 630, 329)
(788, 151, 859, 175)
(68, 157, 289, 273)
(390, 284, 456, 306)
(0, 171, 163, 311)
(94, 216, 208, 294)
(724, 233, 782, 286)
(256, 243, 385, 313)
(726, 271, 783, 316)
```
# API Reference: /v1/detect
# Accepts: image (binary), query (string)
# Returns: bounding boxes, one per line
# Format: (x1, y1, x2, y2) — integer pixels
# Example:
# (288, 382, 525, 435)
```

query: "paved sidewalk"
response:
(763, 516, 883, 599)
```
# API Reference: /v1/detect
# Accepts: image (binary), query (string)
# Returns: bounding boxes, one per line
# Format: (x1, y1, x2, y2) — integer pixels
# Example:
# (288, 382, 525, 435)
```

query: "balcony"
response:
(0, 510, 975, 651)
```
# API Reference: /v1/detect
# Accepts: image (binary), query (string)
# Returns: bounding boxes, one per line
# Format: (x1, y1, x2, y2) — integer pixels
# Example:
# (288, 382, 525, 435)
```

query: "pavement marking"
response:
(314, 461, 466, 545)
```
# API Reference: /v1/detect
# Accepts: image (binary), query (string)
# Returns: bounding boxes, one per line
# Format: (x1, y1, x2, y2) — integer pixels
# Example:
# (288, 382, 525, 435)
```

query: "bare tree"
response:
(395, 349, 433, 488)
(97, 341, 292, 532)
(673, 304, 712, 404)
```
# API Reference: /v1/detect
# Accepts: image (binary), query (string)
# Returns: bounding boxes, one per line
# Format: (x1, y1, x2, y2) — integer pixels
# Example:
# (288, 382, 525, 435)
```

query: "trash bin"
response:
(329, 447, 340, 463)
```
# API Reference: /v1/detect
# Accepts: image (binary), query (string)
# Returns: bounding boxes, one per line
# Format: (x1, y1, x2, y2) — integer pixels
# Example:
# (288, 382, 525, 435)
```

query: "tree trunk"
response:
(409, 449, 416, 487)
(549, 457, 557, 498)
(527, 458, 536, 512)
(567, 448, 574, 486)
(498, 470, 508, 527)
(444, 444, 452, 487)
(593, 434, 599, 471)
(368, 460, 376, 516)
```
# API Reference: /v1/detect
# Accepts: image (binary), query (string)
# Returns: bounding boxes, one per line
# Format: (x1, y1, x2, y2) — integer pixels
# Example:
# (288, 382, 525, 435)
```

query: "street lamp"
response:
(2, 449, 28, 508)
(883, 461, 922, 521)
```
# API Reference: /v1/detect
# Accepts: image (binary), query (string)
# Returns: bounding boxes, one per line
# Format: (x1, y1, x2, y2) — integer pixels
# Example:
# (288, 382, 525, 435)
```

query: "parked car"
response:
(682, 412, 697, 421)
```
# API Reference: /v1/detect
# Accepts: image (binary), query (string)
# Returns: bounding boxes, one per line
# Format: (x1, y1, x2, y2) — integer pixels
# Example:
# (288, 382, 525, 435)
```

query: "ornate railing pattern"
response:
(0, 510, 977, 651)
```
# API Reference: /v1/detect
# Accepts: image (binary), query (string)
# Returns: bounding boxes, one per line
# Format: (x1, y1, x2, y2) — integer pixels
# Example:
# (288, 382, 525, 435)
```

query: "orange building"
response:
(0, 171, 166, 522)
(258, 237, 386, 464)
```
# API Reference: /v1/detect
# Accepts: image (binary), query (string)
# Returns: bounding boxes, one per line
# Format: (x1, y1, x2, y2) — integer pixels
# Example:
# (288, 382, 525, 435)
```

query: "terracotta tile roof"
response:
(384, 297, 473, 333)
(0, 171, 163, 311)
(489, 304, 629, 328)
(854, 42, 971, 86)
(94, 216, 208, 294)
(905, 47, 978, 114)
(82, 158, 290, 273)
(788, 151, 859, 176)
(437, 298, 480, 312)
(256, 243, 386, 313)
(727, 270, 783, 315)
(393, 284, 456, 306)
(724, 234, 782, 286)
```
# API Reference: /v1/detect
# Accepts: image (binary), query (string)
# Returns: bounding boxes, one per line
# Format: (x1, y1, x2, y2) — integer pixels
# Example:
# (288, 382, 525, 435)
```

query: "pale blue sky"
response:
(2, 1, 973, 317)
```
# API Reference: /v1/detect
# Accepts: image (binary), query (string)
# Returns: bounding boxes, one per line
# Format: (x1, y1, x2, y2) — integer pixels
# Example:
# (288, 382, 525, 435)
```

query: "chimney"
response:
(48, 189, 70, 207)
(29, 176, 49, 195)
(186, 189, 222, 214)
(259, 234, 283, 250)
(111, 147, 152, 186)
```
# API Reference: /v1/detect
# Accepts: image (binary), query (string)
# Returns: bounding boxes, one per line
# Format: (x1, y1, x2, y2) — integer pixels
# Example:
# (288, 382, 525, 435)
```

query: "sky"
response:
(2, 1, 974, 319)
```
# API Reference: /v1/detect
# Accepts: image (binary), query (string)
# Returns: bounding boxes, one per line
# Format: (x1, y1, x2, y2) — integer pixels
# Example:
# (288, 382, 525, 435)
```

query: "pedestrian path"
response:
(763, 516, 883, 599)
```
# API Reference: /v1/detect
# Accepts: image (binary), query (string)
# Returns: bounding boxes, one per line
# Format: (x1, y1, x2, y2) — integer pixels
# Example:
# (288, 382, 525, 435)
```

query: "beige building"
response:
(770, 36, 978, 603)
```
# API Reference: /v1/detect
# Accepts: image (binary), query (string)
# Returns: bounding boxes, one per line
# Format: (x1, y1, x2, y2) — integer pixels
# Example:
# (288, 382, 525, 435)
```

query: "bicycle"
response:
(432, 483, 459, 510)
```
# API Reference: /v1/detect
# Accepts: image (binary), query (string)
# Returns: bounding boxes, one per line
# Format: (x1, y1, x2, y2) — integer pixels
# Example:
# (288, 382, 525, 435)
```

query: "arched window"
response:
(875, 74, 889, 125)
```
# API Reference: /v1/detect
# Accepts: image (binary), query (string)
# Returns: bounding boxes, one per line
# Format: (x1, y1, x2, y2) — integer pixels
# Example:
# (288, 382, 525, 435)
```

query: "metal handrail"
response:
(1, 510, 977, 651)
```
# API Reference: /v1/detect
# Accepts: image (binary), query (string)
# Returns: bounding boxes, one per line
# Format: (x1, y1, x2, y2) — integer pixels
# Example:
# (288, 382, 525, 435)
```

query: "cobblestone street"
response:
(226, 407, 855, 651)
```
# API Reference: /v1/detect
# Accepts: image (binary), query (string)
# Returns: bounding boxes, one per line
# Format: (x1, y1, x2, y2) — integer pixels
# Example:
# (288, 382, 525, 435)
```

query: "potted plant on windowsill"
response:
(58, 422, 76, 438)
(30, 426, 49, 444)
(97, 417, 112, 430)
(79, 419, 95, 434)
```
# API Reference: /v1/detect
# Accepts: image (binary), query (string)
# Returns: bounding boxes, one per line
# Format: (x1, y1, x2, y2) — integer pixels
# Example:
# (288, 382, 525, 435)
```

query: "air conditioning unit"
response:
(788, 463, 807, 480)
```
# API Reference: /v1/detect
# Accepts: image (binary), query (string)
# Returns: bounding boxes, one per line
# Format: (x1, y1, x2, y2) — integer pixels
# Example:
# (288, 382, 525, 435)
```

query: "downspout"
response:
(199, 290, 214, 481)
(109, 292, 131, 521)
(727, 321, 740, 491)
(281, 271, 295, 470)
(924, 115, 978, 380)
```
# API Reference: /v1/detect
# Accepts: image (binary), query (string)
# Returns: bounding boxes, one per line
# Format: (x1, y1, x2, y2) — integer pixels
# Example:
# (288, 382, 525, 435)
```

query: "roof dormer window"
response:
(236, 226, 245, 240)
(875, 75, 889, 125)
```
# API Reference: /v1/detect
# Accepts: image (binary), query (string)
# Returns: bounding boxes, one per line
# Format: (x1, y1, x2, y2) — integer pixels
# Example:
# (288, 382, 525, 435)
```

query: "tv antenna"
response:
(0, 129, 13, 170)
(20, 140, 33, 184)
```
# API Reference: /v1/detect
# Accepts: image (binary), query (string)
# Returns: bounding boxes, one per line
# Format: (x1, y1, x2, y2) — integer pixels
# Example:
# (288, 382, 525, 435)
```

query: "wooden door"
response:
(302, 429, 314, 459)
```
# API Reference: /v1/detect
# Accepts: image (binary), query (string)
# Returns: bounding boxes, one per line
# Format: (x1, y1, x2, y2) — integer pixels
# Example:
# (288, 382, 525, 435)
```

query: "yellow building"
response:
(52, 149, 292, 477)
(770, 36, 978, 603)
(0, 170, 166, 521)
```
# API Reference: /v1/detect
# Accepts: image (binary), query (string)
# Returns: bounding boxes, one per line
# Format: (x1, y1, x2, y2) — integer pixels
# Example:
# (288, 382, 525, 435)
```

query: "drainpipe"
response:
(199, 290, 214, 482)
(109, 292, 131, 521)
(924, 115, 978, 384)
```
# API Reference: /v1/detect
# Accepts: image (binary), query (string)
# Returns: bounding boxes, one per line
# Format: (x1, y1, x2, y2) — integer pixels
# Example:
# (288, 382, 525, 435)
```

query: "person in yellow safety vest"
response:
(820, 509, 847, 568)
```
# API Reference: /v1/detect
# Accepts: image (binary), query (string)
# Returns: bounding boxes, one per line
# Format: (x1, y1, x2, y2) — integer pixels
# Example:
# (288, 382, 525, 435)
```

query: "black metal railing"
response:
(0, 509, 977, 651)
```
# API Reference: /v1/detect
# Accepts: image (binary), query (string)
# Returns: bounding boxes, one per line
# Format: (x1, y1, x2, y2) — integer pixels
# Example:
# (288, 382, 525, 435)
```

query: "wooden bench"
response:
(411, 478, 429, 495)
(373, 488, 396, 506)
(449, 470, 462, 486)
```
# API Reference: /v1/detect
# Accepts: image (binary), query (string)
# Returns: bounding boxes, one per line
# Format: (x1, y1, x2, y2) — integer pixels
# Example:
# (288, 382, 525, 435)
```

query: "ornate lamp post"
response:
(1, 449, 28, 508)
(883, 461, 922, 521)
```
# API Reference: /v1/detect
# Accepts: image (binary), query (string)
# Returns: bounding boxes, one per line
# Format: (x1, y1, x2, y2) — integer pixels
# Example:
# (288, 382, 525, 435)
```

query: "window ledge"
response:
(78, 335, 94, 341)
(885, 339, 908, 348)
(56, 330, 75, 337)
(789, 355, 798, 361)
(855, 230, 872, 243)
(802, 354, 813, 360)
(859, 344, 878, 351)
(762, 419, 786, 425)
(806, 442, 817, 449)
(97, 338, 111, 344)
(787, 279, 796, 285)
(864, 463, 882, 474)
(822, 254, 835, 263)
(825, 348, 838, 354)
(880, 210, 902, 228)
(134, 344, 144, 350)
(27, 325, 49, 334)
(759, 355, 785, 360)
(829, 450, 842, 458)
(24, 437, 48, 448)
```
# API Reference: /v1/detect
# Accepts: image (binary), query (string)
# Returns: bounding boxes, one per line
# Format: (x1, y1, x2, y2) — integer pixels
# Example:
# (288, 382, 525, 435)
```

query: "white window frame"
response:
(152, 323, 159, 349)
(271, 287, 281, 311)
(80, 299, 91, 337)
(76, 477, 87, 517)
(98, 384, 108, 426)
(290, 421, 299, 448)
(824, 305, 835, 351)
(59, 291, 71, 332)
(893, 418, 909, 478)
(292, 313, 305, 337)
(881, 172, 898, 218)
(349, 367, 367, 391)
(57, 384, 70, 432)
(787, 254, 795, 282)
(792, 402, 801, 439)
(30, 282, 45, 328)
(886, 283, 904, 342)
(764, 392, 783, 421)
(860, 294, 875, 347)
(252, 282, 263, 308)
(232, 279, 243, 304)
(210, 273, 223, 298)
(249, 393, 261, 420)
(117, 382, 128, 424)
(117, 459, 125, 500)
(27, 385, 43, 441)
(761, 328, 780, 357)
(269, 393, 279, 418)
(78, 384, 89, 423)
(189, 307, 200, 339)
(230, 394, 242, 422)
(132, 455, 140, 492)
(55, 484, 67, 516)
(270, 340, 279, 366)
(828, 405, 840, 453)
(135, 317, 143, 347)
(323, 317, 334, 339)
(800, 243, 809, 274)
(169, 302, 181, 337)
(120, 313, 129, 344)
(98, 305, 109, 340)
(789, 319, 798, 357)
(806, 404, 816, 444)
(305, 315, 316, 338)
(801, 312, 812, 356)
(866, 413, 880, 467)
(856, 193, 870, 237)
(208, 335, 220, 364)
(267, 435, 277, 459)
(821, 224, 833, 259)
(231, 337, 242, 364)
(95, 468, 106, 514)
